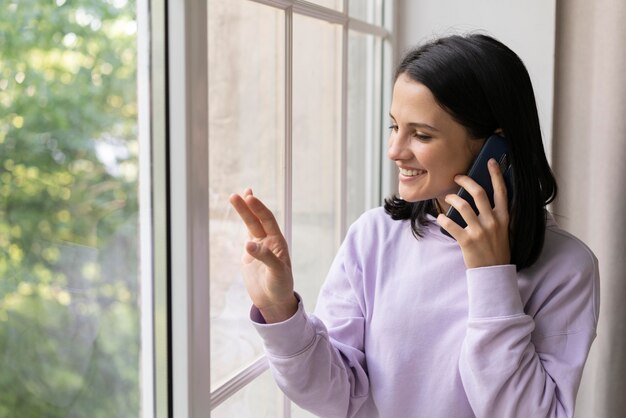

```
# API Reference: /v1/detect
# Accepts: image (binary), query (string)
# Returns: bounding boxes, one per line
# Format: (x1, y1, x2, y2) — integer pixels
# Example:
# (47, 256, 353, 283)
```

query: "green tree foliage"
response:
(0, 0, 139, 416)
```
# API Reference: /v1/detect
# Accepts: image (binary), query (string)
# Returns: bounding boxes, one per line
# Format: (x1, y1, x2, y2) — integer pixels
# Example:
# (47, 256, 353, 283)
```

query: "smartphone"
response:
(440, 134, 514, 238)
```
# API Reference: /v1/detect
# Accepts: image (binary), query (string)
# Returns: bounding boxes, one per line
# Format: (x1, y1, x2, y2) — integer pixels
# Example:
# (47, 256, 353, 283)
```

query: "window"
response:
(202, 0, 393, 416)
(0, 0, 393, 416)
(0, 0, 142, 417)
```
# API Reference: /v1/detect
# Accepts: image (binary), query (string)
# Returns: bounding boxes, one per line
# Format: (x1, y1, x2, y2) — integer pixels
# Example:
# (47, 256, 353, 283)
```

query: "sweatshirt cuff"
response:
(250, 293, 317, 357)
(466, 265, 524, 319)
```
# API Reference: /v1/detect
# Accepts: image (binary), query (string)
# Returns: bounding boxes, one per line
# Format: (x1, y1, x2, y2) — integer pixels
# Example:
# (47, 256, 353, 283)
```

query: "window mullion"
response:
(139, 0, 157, 416)
(348, 19, 390, 38)
(145, 0, 170, 417)
(210, 357, 270, 410)
(169, 0, 210, 416)
(282, 5, 294, 418)
(338, 21, 348, 242)
(247, 0, 391, 38)
(284, 5, 294, 256)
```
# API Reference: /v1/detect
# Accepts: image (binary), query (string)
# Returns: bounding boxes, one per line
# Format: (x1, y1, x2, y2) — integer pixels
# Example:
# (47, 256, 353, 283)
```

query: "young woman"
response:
(229, 34, 599, 418)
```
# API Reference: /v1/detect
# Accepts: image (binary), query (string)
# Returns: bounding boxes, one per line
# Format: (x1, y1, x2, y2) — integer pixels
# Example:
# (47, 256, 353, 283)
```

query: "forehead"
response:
(390, 74, 449, 125)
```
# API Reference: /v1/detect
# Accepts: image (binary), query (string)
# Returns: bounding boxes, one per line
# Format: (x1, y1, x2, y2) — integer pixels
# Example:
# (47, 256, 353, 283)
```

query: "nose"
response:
(387, 133, 410, 161)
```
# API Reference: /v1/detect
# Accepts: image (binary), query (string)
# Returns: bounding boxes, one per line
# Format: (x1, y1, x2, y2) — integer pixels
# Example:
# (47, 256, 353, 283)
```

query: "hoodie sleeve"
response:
(251, 223, 373, 418)
(458, 250, 599, 418)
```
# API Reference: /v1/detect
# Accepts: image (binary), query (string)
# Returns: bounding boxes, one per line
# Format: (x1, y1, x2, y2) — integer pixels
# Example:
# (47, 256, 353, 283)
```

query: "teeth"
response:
(400, 168, 424, 176)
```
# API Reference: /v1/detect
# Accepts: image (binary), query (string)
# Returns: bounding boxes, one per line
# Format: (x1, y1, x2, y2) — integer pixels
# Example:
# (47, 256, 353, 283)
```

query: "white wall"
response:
(394, 0, 556, 163)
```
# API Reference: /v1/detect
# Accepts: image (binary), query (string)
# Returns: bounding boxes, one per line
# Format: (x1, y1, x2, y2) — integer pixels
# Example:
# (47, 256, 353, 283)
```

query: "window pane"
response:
(212, 370, 282, 417)
(0, 1, 140, 417)
(349, 0, 384, 25)
(291, 27, 384, 418)
(208, 0, 285, 388)
(292, 402, 320, 418)
(292, 15, 342, 310)
(347, 31, 382, 225)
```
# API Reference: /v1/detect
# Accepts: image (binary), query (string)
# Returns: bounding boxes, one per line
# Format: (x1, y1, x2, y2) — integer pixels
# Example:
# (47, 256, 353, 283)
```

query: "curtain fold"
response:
(553, 0, 626, 417)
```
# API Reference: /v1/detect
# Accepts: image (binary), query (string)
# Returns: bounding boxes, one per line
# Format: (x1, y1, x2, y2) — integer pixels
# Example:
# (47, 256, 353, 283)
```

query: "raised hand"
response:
(228, 189, 298, 323)
(436, 159, 511, 269)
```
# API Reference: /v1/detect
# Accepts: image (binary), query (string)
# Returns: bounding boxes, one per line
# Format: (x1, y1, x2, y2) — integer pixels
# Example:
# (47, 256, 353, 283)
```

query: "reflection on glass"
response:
(347, 31, 382, 226)
(212, 370, 282, 417)
(292, 15, 342, 311)
(0, 1, 139, 417)
(208, 0, 285, 388)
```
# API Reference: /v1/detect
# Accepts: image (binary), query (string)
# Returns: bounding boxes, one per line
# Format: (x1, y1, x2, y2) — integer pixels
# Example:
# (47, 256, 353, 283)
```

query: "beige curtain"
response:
(552, 0, 626, 417)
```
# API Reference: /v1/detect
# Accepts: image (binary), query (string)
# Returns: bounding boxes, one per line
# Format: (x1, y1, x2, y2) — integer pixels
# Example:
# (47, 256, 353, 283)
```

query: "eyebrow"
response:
(389, 113, 439, 132)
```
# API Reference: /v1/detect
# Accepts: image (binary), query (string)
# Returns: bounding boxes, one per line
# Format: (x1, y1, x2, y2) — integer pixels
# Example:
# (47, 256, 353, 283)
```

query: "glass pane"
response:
(347, 31, 382, 226)
(0, 1, 140, 417)
(292, 15, 342, 310)
(349, 0, 384, 25)
(292, 402, 320, 418)
(208, 0, 285, 389)
(212, 370, 283, 417)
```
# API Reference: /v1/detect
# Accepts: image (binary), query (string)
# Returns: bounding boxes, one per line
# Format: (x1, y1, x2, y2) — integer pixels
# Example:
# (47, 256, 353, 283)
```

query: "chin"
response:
(398, 192, 428, 203)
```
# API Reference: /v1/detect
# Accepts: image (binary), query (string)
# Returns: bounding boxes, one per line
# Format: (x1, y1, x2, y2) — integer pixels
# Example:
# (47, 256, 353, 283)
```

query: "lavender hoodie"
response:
(251, 208, 599, 417)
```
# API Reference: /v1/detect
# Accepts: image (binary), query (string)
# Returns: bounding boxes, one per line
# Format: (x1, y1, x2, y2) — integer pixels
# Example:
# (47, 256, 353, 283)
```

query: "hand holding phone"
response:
(440, 134, 514, 239)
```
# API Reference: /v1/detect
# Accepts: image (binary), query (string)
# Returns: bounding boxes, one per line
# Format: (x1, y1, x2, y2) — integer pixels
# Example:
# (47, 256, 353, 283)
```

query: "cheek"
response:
(457, 153, 477, 174)
(443, 147, 474, 174)
(417, 145, 447, 170)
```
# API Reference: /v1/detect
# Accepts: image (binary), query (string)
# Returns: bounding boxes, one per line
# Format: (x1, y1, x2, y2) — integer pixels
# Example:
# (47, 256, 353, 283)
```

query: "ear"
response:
(494, 128, 504, 136)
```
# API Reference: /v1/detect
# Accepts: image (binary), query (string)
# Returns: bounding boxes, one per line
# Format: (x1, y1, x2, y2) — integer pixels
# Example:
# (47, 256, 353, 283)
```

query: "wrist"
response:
(258, 294, 298, 323)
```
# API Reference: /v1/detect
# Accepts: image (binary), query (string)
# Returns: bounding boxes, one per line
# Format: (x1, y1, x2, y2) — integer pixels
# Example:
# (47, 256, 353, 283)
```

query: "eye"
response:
(412, 131, 432, 141)
(388, 124, 399, 133)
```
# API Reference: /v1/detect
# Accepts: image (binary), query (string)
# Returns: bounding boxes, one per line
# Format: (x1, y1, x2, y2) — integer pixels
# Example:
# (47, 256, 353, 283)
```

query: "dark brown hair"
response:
(384, 34, 557, 270)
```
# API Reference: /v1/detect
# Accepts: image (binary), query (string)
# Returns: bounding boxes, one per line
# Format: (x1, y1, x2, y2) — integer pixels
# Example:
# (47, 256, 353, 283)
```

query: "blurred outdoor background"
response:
(0, 0, 140, 416)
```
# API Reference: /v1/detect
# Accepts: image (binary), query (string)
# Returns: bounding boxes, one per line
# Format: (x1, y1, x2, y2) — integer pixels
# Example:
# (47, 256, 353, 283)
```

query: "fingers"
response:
(243, 195, 284, 237)
(440, 160, 511, 268)
(436, 213, 465, 240)
(488, 159, 509, 214)
(453, 158, 508, 218)
(444, 193, 480, 225)
(453, 174, 492, 216)
(229, 190, 284, 239)
(229, 193, 267, 238)
(443, 161, 508, 239)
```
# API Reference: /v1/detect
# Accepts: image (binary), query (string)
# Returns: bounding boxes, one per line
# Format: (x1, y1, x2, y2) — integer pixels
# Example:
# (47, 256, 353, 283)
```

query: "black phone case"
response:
(440, 134, 514, 239)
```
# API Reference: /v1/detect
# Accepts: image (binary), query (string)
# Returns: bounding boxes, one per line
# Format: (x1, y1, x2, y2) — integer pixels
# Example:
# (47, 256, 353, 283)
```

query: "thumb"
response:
(246, 241, 284, 272)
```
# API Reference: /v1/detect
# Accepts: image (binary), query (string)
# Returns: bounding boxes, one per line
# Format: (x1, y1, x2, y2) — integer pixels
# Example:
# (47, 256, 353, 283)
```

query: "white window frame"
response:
(139, 0, 171, 417)
(143, 0, 395, 417)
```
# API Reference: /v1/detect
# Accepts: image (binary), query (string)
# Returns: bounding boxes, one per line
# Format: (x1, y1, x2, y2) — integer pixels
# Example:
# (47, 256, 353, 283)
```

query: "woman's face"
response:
(387, 73, 485, 211)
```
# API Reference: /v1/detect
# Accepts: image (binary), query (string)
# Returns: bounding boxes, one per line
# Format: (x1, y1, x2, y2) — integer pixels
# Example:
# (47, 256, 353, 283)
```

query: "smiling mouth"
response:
(399, 168, 426, 176)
